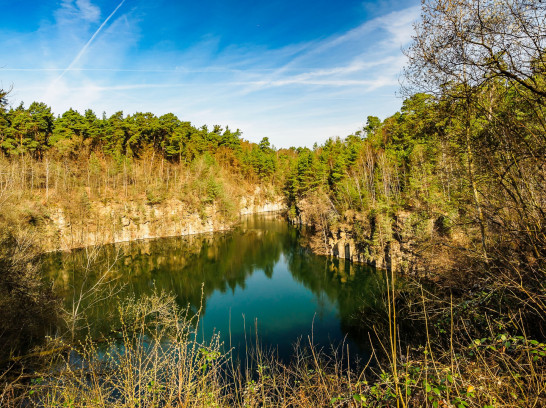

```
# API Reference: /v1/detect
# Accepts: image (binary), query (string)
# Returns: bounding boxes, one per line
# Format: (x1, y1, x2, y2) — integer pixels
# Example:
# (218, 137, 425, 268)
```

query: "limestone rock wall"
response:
(239, 196, 285, 215)
(44, 195, 286, 252)
(322, 214, 426, 275)
(290, 199, 432, 275)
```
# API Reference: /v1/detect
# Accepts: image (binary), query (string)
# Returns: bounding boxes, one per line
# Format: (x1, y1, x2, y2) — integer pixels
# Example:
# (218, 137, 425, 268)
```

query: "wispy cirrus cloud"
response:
(48, 0, 126, 86)
(1, 0, 420, 147)
(57, 0, 102, 23)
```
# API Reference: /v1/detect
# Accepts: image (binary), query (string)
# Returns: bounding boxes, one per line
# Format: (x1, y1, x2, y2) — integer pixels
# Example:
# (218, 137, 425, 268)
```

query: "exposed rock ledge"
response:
(289, 200, 435, 276)
(318, 215, 426, 276)
(45, 196, 285, 252)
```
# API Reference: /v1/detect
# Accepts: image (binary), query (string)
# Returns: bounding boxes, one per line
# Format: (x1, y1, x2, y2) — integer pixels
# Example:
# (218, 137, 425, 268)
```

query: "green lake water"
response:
(42, 214, 386, 362)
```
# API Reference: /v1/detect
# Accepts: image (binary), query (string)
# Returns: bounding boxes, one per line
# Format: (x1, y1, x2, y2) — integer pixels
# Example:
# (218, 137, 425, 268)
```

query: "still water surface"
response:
(42, 214, 385, 362)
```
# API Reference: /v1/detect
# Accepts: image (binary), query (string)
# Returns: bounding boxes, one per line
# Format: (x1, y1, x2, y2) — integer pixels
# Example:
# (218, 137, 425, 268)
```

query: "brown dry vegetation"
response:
(0, 151, 283, 252)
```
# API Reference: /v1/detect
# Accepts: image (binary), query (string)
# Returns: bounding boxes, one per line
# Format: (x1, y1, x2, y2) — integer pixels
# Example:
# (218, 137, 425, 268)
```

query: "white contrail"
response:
(53, 0, 126, 83)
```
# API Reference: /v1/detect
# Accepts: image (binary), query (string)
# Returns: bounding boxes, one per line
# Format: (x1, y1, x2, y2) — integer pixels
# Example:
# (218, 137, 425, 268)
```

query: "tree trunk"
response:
(464, 108, 488, 262)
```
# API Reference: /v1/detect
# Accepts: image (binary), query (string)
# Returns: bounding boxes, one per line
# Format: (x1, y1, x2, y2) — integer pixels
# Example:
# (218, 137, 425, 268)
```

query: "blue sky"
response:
(0, 0, 420, 147)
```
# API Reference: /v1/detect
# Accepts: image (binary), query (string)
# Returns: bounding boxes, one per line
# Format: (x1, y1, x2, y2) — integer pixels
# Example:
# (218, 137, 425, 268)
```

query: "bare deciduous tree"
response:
(403, 0, 546, 99)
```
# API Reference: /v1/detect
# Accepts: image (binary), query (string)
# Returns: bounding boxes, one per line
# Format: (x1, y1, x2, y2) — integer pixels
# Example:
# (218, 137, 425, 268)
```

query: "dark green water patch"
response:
(41, 214, 387, 363)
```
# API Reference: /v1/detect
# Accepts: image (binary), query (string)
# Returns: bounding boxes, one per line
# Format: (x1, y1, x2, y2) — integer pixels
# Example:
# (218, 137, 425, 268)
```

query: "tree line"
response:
(0, 100, 280, 181)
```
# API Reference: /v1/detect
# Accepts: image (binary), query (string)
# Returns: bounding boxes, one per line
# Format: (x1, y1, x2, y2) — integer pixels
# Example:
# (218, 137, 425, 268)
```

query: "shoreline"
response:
(42, 201, 286, 253)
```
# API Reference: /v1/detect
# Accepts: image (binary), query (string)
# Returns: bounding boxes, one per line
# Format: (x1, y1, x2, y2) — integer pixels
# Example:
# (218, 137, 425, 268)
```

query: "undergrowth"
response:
(0, 283, 544, 408)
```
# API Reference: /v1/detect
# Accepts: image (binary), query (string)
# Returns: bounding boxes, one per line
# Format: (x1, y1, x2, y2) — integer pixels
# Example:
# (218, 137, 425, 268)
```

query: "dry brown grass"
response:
(0, 282, 544, 408)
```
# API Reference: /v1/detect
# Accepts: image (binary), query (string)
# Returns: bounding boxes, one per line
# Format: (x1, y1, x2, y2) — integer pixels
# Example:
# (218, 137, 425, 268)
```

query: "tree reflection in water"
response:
(42, 214, 388, 362)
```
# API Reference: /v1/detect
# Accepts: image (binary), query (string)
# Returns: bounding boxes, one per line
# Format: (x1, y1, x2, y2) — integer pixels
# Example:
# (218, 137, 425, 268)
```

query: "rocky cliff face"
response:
(44, 195, 285, 252)
(289, 200, 438, 275)
(239, 196, 285, 215)
(320, 213, 427, 275)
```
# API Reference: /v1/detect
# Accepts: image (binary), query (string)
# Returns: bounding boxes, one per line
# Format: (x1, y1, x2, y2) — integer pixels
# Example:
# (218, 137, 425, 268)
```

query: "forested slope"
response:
(282, 0, 545, 315)
(277, 2, 546, 404)
(0, 93, 292, 249)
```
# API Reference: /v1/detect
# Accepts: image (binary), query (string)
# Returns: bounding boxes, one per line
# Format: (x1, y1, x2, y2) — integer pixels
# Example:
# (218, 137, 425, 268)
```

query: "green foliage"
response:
(1, 102, 54, 157)
(0, 97, 286, 186)
(241, 137, 278, 180)
(146, 185, 167, 205)
(205, 178, 223, 203)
